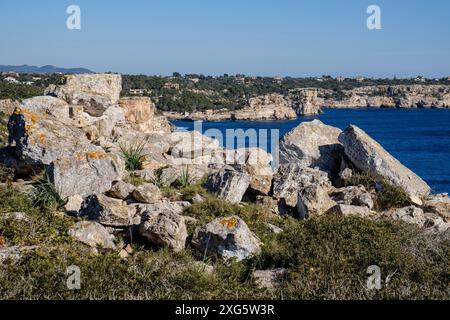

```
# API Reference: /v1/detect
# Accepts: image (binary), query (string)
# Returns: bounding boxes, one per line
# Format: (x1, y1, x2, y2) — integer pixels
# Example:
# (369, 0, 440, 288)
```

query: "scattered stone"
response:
(205, 168, 251, 204)
(253, 269, 286, 290)
(192, 194, 204, 204)
(132, 183, 163, 204)
(327, 204, 371, 218)
(339, 125, 431, 197)
(48, 151, 124, 199)
(108, 181, 135, 200)
(63, 195, 84, 215)
(191, 216, 262, 261)
(0, 212, 29, 222)
(79, 194, 133, 227)
(0, 246, 37, 263)
(389, 206, 427, 227)
(424, 194, 450, 222)
(331, 186, 374, 209)
(139, 210, 188, 252)
(256, 196, 289, 216)
(280, 119, 344, 175)
(68, 221, 116, 250)
(265, 223, 283, 234)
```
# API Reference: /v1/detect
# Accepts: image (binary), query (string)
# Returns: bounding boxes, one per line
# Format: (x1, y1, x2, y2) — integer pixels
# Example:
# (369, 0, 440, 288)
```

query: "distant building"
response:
(1, 72, 19, 78)
(336, 76, 345, 82)
(129, 89, 146, 95)
(22, 81, 34, 85)
(189, 78, 200, 84)
(414, 76, 426, 83)
(3, 77, 20, 84)
(32, 77, 42, 81)
(447, 76, 450, 81)
(356, 76, 365, 82)
(235, 77, 245, 84)
(163, 82, 180, 90)
(315, 78, 324, 82)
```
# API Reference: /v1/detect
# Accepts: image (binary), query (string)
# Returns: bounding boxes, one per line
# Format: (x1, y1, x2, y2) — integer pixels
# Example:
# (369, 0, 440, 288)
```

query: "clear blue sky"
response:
(1, 0, 449, 77)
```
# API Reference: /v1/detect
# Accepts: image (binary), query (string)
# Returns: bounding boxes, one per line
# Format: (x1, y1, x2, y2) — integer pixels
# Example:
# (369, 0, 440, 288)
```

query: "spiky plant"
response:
(119, 140, 147, 172)
(33, 174, 67, 210)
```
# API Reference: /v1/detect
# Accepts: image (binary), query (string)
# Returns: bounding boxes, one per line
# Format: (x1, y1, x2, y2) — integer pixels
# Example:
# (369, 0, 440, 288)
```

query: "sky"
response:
(0, 0, 449, 77)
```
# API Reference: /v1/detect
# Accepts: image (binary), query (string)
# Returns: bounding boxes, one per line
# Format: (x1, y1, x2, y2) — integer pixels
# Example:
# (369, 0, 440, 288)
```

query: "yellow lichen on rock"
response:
(219, 217, 239, 230)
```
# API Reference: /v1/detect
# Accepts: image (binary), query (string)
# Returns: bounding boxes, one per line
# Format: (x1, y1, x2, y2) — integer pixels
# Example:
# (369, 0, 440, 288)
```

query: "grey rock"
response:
(339, 125, 431, 197)
(132, 183, 163, 204)
(331, 186, 374, 209)
(109, 181, 135, 200)
(192, 216, 262, 261)
(8, 108, 99, 166)
(20, 96, 70, 122)
(45, 74, 122, 117)
(48, 151, 124, 199)
(327, 204, 371, 218)
(0, 212, 29, 222)
(68, 221, 116, 249)
(139, 210, 188, 252)
(204, 169, 251, 204)
(280, 120, 343, 175)
(273, 164, 335, 217)
(63, 195, 84, 215)
(79, 194, 133, 227)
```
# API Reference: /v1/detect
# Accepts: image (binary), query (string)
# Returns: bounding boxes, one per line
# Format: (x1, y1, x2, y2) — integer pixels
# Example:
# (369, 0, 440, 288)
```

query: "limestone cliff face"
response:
(164, 85, 450, 121)
(234, 94, 297, 120)
(290, 89, 324, 115)
(323, 85, 450, 108)
(119, 97, 171, 133)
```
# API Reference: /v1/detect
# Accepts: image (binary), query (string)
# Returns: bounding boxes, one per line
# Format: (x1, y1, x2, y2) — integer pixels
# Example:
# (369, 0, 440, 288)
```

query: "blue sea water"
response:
(172, 108, 450, 194)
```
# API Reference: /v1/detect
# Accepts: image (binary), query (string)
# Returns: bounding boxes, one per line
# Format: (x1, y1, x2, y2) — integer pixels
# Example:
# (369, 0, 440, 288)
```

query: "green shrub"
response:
(119, 141, 147, 172)
(32, 175, 67, 210)
(176, 166, 193, 189)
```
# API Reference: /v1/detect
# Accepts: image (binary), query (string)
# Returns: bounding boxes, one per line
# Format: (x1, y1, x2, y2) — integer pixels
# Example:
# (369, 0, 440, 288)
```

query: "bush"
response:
(119, 141, 147, 172)
(32, 174, 67, 210)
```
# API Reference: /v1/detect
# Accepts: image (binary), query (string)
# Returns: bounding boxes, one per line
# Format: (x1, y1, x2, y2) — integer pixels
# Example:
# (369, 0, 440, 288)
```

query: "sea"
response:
(172, 108, 450, 194)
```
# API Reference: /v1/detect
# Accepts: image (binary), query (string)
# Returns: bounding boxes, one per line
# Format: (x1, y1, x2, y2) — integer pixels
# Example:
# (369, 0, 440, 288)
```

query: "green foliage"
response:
(176, 166, 193, 189)
(150, 165, 169, 188)
(32, 174, 67, 211)
(0, 82, 44, 101)
(346, 172, 411, 211)
(0, 187, 74, 246)
(255, 215, 450, 299)
(119, 141, 147, 172)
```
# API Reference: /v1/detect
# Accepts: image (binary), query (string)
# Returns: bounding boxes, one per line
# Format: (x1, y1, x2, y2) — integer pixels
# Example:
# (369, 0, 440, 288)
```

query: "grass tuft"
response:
(119, 141, 147, 172)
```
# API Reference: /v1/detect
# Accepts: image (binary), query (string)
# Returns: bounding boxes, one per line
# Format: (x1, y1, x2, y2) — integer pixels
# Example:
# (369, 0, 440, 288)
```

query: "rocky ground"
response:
(0, 74, 449, 299)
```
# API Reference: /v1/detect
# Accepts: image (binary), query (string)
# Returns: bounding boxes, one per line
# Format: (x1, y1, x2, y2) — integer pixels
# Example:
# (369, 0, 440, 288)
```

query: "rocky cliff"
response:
(164, 85, 450, 121)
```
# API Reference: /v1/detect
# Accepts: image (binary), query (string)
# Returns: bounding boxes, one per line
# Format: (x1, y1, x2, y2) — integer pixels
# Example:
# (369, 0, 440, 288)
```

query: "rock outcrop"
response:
(48, 151, 124, 199)
(339, 125, 431, 197)
(46, 74, 122, 117)
(273, 164, 335, 217)
(204, 168, 251, 204)
(119, 97, 171, 133)
(192, 216, 262, 261)
(279, 119, 343, 175)
(234, 94, 297, 120)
